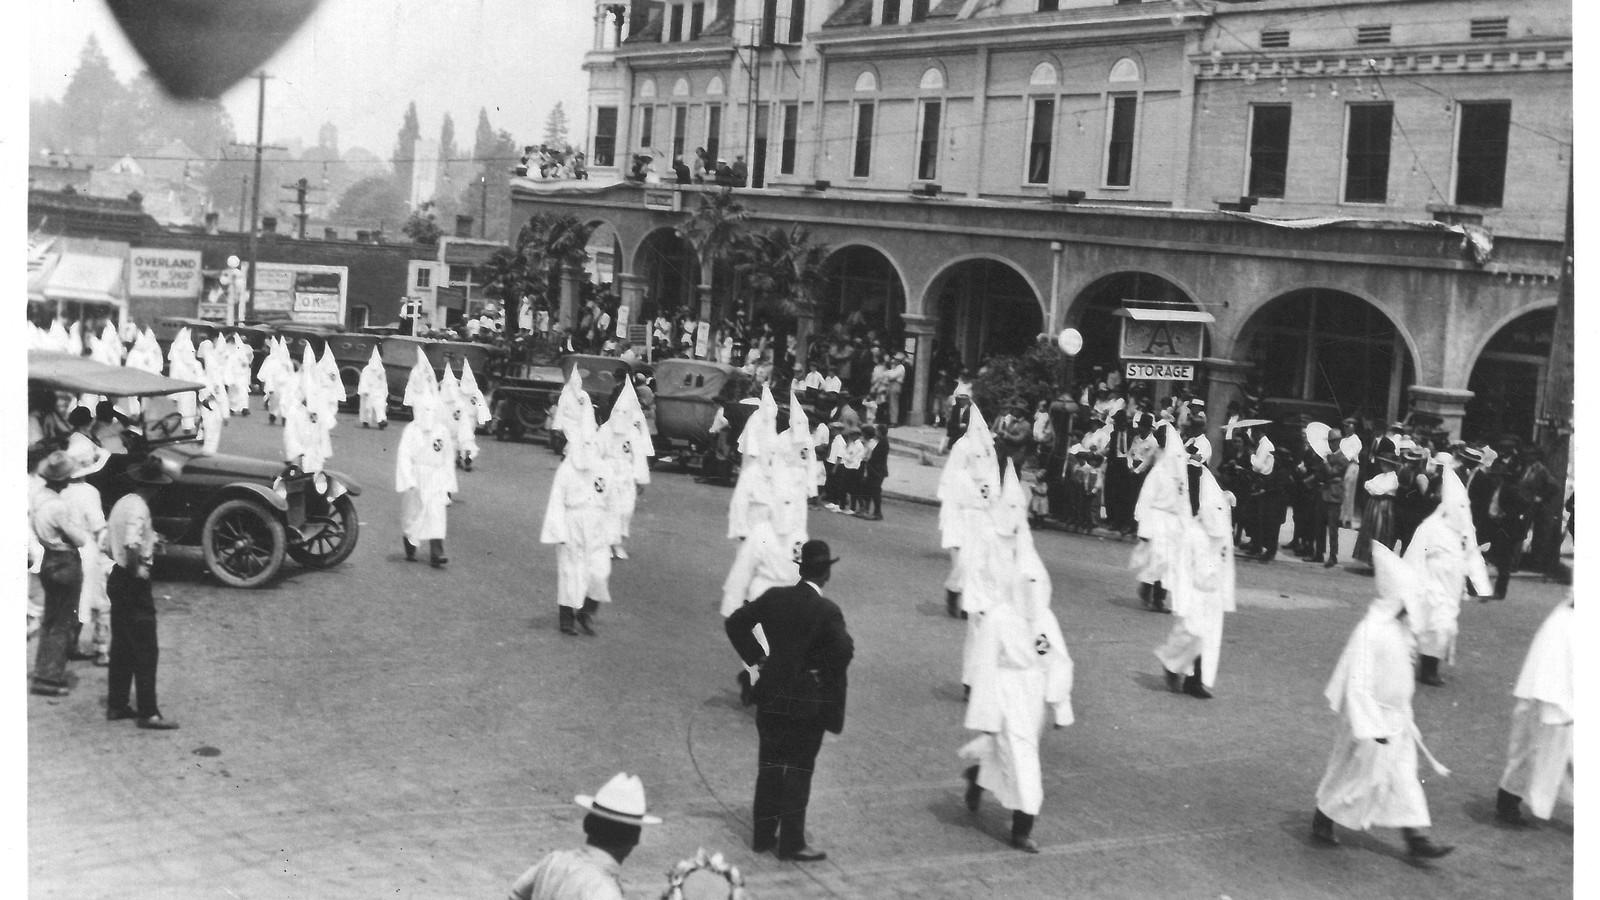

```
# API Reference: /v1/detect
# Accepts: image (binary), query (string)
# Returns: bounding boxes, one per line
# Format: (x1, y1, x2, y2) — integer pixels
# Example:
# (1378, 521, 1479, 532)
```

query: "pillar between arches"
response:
(902, 312, 937, 427)
(559, 268, 584, 331)
(616, 272, 647, 348)
(1202, 356, 1255, 462)
(1407, 386, 1475, 443)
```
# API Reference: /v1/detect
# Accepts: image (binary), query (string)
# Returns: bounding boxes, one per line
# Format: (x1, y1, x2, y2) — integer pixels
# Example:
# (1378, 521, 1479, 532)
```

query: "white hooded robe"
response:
(1499, 598, 1574, 819)
(357, 347, 388, 426)
(396, 398, 457, 542)
(540, 421, 615, 609)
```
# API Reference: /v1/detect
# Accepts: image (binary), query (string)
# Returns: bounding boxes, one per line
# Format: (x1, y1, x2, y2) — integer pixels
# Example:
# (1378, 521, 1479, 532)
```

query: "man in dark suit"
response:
(943, 391, 973, 452)
(725, 541, 854, 862)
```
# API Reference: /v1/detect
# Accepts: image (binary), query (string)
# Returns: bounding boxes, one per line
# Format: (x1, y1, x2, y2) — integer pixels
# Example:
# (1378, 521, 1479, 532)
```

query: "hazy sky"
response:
(30, 0, 594, 156)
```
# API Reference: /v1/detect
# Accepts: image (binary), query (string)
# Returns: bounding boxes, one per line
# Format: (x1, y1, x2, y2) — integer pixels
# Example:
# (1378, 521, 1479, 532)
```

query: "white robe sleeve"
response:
(540, 466, 572, 544)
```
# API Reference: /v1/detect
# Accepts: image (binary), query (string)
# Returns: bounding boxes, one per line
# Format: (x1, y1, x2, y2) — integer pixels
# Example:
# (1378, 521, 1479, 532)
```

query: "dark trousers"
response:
(403, 537, 445, 562)
(34, 549, 82, 687)
(1314, 500, 1343, 559)
(1292, 495, 1318, 549)
(106, 565, 161, 717)
(753, 710, 826, 855)
(1254, 494, 1286, 553)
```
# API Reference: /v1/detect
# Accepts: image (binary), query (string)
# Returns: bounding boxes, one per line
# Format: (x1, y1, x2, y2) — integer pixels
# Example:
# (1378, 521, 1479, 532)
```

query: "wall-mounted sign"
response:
(643, 187, 680, 211)
(128, 249, 203, 299)
(1117, 306, 1212, 363)
(1125, 361, 1195, 381)
(248, 263, 348, 325)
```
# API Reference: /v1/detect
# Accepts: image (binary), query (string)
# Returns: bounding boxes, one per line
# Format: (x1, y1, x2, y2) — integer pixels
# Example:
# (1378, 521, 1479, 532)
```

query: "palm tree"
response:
(736, 224, 830, 320)
(677, 188, 749, 320)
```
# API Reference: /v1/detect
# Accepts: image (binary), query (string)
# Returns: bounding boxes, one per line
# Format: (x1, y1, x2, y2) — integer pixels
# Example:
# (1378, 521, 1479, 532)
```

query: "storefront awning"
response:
(30, 238, 130, 309)
(1114, 307, 1215, 323)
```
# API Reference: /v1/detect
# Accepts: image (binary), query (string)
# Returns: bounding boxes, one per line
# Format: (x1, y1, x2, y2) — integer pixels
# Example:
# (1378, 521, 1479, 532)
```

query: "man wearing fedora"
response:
(724, 540, 854, 862)
(30, 451, 93, 697)
(104, 457, 180, 729)
(507, 772, 661, 900)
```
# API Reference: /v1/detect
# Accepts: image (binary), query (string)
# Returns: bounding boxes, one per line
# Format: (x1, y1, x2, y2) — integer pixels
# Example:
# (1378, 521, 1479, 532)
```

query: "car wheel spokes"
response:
(218, 512, 271, 575)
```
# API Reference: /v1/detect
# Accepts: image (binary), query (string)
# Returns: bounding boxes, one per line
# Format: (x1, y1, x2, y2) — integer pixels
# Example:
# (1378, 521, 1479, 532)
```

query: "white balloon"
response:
(1057, 328, 1083, 356)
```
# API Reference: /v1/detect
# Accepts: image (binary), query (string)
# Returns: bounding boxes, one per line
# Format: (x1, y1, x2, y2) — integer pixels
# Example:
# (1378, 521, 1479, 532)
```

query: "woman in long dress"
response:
(1352, 454, 1400, 566)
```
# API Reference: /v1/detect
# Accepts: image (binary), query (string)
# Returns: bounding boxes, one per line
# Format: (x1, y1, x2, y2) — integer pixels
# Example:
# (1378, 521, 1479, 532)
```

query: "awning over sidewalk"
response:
(27, 237, 130, 310)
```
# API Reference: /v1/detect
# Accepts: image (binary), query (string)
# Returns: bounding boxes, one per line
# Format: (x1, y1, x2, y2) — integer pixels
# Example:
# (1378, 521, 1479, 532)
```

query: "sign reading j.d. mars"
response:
(1117, 306, 1211, 363)
(128, 249, 202, 299)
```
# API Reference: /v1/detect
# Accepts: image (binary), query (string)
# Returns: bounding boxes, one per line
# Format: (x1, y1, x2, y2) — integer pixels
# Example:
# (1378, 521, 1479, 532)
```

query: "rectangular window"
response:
(1104, 95, 1137, 187)
(639, 106, 655, 149)
(705, 104, 722, 165)
(852, 102, 875, 178)
(910, 0, 929, 22)
(1038, 0, 1059, 10)
(1470, 17, 1509, 39)
(1246, 105, 1291, 198)
(789, 0, 805, 44)
(761, 0, 778, 45)
(1455, 101, 1511, 207)
(1356, 24, 1391, 45)
(690, 2, 705, 40)
(593, 106, 618, 167)
(780, 103, 799, 174)
(672, 106, 688, 161)
(1343, 103, 1393, 203)
(669, 4, 684, 42)
(1026, 97, 1054, 185)
(882, 0, 900, 24)
(415, 267, 431, 289)
(1260, 29, 1290, 49)
(916, 100, 942, 181)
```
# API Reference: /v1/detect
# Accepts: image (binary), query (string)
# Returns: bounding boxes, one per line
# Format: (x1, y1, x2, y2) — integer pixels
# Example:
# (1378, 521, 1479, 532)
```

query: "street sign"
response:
(1125, 361, 1195, 381)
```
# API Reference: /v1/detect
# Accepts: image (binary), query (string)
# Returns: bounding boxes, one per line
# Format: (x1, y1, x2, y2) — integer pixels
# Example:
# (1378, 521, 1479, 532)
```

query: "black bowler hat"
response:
(798, 540, 839, 569)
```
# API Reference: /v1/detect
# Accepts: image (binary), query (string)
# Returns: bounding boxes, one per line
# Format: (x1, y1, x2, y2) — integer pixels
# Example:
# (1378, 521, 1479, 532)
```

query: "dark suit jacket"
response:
(726, 582, 854, 734)
(864, 437, 890, 480)
(946, 403, 971, 444)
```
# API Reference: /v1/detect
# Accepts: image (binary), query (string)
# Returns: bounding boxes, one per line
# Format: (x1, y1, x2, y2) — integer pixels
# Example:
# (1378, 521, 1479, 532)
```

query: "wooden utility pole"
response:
(230, 73, 284, 320)
(1533, 170, 1575, 576)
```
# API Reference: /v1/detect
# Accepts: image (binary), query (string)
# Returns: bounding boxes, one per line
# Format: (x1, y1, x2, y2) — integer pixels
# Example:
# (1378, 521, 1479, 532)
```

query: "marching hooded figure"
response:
(258, 338, 292, 423)
(1132, 426, 1188, 613)
(357, 347, 388, 428)
(283, 367, 331, 473)
(549, 367, 588, 453)
(225, 335, 253, 415)
(438, 364, 468, 469)
(541, 405, 614, 636)
(396, 395, 456, 568)
(1312, 543, 1455, 860)
(119, 328, 163, 419)
(938, 402, 1000, 619)
(1153, 433, 1236, 699)
(165, 328, 201, 420)
(317, 343, 343, 421)
(1496, 595, 1574, 826)
(1402, 472, 1492, 686)
(728, 386, 781, 540)
(402, 348, 437, 409)
(601, 378, 652, 558)
(455, 359, 491, 468)
(960, 462, 1072, 853)
(787, 388, 824, 504)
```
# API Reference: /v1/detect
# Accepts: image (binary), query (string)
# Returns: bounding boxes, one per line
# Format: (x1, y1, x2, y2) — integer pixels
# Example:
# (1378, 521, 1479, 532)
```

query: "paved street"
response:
(29, 405, 1573, 899)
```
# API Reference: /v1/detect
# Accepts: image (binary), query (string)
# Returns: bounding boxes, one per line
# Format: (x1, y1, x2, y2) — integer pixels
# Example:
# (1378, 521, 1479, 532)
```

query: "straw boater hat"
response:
(575, 773, 662, 826)
(64, 432, 111, 478)
(36, 451, 77, 483)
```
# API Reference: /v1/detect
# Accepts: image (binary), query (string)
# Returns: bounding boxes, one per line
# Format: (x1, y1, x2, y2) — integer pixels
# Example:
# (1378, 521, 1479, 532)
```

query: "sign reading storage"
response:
(1125, 361, 1195, 381)
(128, 249, 203, 299)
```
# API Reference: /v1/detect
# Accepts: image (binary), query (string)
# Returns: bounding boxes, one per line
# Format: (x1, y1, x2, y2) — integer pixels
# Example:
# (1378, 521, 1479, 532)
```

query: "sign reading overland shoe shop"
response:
(128, 249, 203, 299)
(1117, 306, 1213, 381)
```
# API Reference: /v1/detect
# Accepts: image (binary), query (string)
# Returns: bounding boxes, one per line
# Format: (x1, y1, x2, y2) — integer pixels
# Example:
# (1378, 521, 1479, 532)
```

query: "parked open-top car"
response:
(491, 349, 648, 447)
(28, 349, 363, 588)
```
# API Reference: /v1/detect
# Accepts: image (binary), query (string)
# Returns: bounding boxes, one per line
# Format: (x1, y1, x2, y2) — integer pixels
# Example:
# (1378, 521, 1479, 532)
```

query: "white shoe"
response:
(613, 546, 629, 559)
(823, 503, 841, 512)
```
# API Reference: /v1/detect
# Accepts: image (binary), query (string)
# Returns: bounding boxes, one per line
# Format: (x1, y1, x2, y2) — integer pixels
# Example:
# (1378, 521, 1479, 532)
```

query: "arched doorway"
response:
(1238, 288, 1415, 423)
(929, 257, 1043, 368)
(817, 245, 907, 348)
(585, 221, 621, 289)
(1069, 271, 1203, 401)
(1461, 308, 1554, 444)
(633, 227, 700, 320)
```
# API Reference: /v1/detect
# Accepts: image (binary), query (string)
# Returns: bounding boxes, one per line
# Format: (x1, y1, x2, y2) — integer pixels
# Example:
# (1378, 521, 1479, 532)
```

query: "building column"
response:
(1407, 385, 1475, 442)
(1202, 356, 1255, 462)
(902, 312, 937, 427)
(559, 267, 583, 331)
(615, 270, 646, 317)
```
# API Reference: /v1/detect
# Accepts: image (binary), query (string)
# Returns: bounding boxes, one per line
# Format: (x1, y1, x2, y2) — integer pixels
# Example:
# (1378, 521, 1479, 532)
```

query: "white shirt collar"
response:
(803, 580, 824, 595)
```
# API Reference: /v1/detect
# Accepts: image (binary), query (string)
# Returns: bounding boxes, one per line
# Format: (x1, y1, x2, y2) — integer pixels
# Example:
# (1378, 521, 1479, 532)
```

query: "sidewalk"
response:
(880, 425, 948, 506)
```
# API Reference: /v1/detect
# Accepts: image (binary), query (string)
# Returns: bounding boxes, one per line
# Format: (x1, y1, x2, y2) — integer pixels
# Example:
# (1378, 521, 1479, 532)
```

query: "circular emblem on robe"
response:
(979, 484, 991, 499)
(453, 409, 461, 420)
(309, 412, 318, 424)
(1035, 634, 1051, 655)
(593, 477, 607, 493)
(622, 441, 632, 455)
(432, 439, 444, 452)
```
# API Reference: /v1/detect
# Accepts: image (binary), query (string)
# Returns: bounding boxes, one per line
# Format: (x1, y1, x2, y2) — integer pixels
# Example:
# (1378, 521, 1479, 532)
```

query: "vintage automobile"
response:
(377, 335, 504, 414)
(652, 358, 763, 472)
(29, 349, 363, 588)
(492, 349, 647, 446)
(323, 331, 383, 405)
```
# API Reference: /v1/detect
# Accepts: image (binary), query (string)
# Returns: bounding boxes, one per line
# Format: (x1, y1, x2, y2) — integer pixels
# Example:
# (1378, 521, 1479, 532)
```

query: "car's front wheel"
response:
(202, 498, 286, 588)
(287, 495, 360, 569)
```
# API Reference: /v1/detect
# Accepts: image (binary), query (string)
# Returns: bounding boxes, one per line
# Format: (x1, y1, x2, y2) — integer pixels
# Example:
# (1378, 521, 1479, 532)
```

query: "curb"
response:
(883, 489, 940, 508)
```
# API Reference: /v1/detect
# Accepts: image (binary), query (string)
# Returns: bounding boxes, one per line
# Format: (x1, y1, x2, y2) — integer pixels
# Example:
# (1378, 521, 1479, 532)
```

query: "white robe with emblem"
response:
(540, 439, 615, 608)
(357, 349, 388, 426)
(396, 410, 457, 542)
(1154, 463, 1236, 687)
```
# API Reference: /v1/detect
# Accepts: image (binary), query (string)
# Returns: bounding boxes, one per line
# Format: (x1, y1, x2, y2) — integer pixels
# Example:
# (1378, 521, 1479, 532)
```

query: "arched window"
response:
(919, 67, 945, 91)
(672, 77, 690, 97)
(854, 70, 878, 93)
(638, 77, 657, 99)
(1029, 62, 1058, 87)
(706, 75, 725, 96)
(1109, 58, 1141, 83)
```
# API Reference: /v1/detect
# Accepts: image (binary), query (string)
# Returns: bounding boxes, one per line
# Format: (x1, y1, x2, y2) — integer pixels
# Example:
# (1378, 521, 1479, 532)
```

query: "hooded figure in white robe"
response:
(396, 395, 456, 565)
(258, 338, 290, 422)
(959, 467, 1072, 852)
(282, 367, 331, 473)
(317, 343, 343, 421)
(165, 328, 201, 420)
(786, 389, 823, 503)
(438, 365, 468, 466)
(456, 359, 491, 465)
(549, 367, 587, 450)
(1402, 471, 1491, 686)
(540, 405, 614, 636)
(1497, 596, 1573, 825)
(402, 348, 437, 409)
(938, 403, 1000, 617)
(1312, 543, 1455, 859)
(1153, 437, 1236, 696)
(728, 386, 781, 540)
(357, 347, 388, 428)
(224, 335, 253, 415)
(601, 379, 652, 557)
(1132, 426, 1188, 611)
(194, 341, 228, 455)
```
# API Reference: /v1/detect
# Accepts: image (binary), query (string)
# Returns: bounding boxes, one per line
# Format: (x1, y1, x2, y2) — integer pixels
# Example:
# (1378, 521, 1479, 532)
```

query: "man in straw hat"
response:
(1311, 543, 1453, 859)
(725, 540, 854, 861)
(30, 452, 93, 697)
(103, 457, 180, 729)
(60, 433, 113, 665)
(507, 772, 661, 900)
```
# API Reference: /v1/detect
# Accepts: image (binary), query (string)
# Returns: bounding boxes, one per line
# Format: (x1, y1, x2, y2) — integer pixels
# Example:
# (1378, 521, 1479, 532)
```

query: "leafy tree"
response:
(333, 174, 409, 225)
(60, 36, 131, 156)
(677, 189, 749, 320)
(402, 207, 443, 245)
(971, 342, 1072, 423)
(542, 102, 570, 149)
(392, 101, 421, 201)
(735, 224, 829, 321)
(463, 108, 519, 241)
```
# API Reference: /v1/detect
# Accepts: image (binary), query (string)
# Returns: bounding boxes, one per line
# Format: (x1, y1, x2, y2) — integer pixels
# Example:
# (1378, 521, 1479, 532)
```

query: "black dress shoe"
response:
(430, 557, 449, 568)
(1183, 676, 1213, 699)
(963, 764, 982, 812)
(106, 706, 139, 721)
(1164, 669, 1183, 693)
(137, 715, 180, 730)
(1323, 557, 1338, 568)
(1011, 836, 1041, 853)
(67, 648, 97, 661)
(778, 847, 827, 862)
(1311, 809, 1340, 845)
(751, 839, 776, 854)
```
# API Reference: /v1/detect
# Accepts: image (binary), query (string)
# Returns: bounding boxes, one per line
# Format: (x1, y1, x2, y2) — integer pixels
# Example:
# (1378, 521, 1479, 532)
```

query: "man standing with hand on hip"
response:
(104, 457, 180, 729)
(725, 540, 854, 862)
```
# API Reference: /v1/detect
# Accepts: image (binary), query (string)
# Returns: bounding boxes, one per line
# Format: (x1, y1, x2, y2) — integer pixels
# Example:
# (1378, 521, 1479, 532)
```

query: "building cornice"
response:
(1193, 40, 1572, 79)
(813, 6, 1204, 55)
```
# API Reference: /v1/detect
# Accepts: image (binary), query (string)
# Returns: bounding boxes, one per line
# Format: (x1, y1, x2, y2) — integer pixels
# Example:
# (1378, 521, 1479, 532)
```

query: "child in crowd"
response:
(858, 424, 889, 520)
(825, 428, 865, 512)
